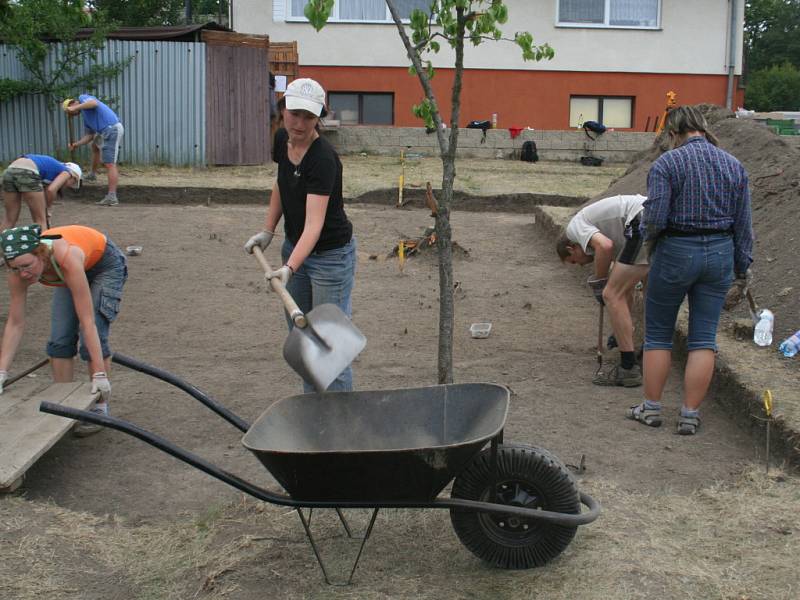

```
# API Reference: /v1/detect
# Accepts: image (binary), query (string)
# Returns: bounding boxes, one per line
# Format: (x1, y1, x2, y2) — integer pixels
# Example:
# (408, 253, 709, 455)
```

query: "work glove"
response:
(0, 370, 7, 395)
(724, 268, 753, 311)
(265, 265, 293, 291)
(91, 371, 111, 404)
(244, 230, 274, 254)
(587, 276, 608, 306)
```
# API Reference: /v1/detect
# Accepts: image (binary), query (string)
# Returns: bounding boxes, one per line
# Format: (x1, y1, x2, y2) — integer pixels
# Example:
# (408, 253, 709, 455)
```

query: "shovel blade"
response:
(282, 303, 366, 392)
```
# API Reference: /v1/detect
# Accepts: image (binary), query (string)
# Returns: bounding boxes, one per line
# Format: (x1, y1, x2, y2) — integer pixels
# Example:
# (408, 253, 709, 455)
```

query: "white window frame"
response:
(284, 0, 427, 24)
(556, 0, 661, 30)
(569, 95, 634, 129)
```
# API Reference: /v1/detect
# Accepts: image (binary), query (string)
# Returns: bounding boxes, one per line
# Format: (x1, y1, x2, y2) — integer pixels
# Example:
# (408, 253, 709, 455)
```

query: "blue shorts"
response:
(47, 240, 128, 360)
(92, 122, 124, 164)
(644, 233, 734, 352)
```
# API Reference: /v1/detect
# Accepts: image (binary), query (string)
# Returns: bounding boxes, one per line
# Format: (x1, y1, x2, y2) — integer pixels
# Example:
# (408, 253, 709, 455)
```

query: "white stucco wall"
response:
(234, 0, 743, 75)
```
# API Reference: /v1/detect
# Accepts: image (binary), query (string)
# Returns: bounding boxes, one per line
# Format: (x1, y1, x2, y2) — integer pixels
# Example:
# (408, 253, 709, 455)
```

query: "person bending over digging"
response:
(0, 224, 128, 436)
(244, 78, 356, 392)
(556, 194, 650, 387)
(630, 105, 753, 435)
(63, 95, 124, 206)
(2, 154, 82, 231)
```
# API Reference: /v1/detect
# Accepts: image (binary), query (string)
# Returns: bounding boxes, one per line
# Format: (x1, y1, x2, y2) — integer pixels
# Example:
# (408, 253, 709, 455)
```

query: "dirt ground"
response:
(1, 157, 799, 599)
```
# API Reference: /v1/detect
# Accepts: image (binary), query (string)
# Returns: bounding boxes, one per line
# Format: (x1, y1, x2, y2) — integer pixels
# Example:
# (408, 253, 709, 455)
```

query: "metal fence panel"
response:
(0, 40, 206, 165)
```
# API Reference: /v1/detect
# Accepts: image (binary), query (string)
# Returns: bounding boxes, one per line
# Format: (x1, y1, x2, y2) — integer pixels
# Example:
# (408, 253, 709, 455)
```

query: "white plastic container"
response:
(754, 309, 774, 347)
(469, 323, 492, 339)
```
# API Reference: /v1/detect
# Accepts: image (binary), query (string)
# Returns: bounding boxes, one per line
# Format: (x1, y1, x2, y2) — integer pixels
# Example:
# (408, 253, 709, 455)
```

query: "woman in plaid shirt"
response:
(628, 106, 754, 435)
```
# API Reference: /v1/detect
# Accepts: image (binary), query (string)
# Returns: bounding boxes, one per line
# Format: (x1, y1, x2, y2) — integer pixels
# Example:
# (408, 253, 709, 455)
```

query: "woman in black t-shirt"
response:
(245, 78, 356, 392)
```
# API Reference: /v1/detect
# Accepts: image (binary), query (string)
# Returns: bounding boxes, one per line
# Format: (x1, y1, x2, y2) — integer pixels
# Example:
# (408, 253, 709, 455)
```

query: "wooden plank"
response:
(0, 382, 94, 489)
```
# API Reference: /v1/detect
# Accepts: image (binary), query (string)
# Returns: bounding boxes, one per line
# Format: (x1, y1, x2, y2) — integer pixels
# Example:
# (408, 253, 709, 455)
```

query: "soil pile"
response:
(591, 105, 800, 342)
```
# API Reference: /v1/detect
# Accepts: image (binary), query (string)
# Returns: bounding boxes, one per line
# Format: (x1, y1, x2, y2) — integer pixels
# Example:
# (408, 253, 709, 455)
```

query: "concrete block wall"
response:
(321, 126, 657, 163)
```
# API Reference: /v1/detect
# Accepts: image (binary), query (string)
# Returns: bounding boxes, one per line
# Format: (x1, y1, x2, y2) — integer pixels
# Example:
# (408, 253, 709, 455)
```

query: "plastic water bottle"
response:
(779, 330, 800, 357)
(753, 309, 774, 347)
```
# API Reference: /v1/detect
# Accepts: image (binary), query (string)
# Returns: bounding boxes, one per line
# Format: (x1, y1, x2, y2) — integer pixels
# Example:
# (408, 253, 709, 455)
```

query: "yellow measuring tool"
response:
(763, 389, 773, 474)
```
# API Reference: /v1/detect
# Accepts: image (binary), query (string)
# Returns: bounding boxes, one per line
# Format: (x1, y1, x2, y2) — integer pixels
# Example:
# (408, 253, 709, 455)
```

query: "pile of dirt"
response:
(591, 105, 800, 344)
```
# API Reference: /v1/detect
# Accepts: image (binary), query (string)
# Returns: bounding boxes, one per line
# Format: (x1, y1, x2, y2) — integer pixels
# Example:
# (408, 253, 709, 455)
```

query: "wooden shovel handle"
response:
(252, 247, 307, 328)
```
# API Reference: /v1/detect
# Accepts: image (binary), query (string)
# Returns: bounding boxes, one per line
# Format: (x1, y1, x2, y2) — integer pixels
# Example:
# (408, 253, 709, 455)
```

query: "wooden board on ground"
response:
(0, 382, 95, 492)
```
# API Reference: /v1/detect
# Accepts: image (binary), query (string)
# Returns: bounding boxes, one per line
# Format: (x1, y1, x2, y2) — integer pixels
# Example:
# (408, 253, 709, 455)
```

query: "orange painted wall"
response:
(299, 66, 745, 131)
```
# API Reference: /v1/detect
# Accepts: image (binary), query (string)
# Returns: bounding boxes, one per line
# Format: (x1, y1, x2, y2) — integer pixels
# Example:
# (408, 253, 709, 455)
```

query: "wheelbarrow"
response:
(40, 353, 601, 585)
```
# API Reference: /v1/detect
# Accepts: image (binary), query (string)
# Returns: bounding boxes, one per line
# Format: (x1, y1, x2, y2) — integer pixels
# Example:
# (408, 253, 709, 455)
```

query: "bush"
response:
(745, 63, 800, 111)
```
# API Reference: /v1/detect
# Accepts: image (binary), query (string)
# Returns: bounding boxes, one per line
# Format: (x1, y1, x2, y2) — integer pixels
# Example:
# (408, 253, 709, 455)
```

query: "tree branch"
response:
(385, 0, 448, 155)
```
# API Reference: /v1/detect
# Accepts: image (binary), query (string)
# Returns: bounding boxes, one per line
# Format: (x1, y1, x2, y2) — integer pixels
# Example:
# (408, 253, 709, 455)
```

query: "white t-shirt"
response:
(566, 194, 646, 256)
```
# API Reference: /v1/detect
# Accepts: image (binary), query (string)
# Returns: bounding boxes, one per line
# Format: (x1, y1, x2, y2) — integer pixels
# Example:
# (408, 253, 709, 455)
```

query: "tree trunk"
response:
(436, 167, 455, 384)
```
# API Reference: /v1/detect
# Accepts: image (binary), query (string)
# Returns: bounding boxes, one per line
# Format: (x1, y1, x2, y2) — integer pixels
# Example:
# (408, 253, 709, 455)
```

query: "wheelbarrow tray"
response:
(242, 383, 509, 502)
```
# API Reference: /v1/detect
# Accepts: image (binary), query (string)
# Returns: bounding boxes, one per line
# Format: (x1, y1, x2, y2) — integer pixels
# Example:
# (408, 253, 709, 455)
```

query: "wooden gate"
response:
(203, 31, 270, 165)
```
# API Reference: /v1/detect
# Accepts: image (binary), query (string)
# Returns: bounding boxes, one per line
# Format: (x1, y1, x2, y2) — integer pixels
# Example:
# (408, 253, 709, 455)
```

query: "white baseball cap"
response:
(64, 162, 82, 190)
(284, 78, 326, 116)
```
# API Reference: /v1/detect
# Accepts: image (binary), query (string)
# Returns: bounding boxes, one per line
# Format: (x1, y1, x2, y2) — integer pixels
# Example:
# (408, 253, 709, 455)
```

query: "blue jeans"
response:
(47, 240, 128, 360)
(644, 234, 734, 352)
(282, 237, 357, 392)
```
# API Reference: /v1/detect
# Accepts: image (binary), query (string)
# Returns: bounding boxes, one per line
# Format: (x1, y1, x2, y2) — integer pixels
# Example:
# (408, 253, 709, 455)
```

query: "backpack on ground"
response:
(521, 140, 539, 163)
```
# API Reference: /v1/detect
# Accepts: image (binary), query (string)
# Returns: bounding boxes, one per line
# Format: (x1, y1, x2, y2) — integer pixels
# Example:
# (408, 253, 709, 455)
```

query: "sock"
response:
(643, 399, 661, 411)
(680, 406, 699, 418)
(106, 192, 117, 199)
(620, 351, 636, 370)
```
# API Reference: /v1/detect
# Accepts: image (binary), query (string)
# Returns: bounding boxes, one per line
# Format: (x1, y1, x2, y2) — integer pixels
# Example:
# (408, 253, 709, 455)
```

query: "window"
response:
(569, 96, 633, 128)
(329, 92, 394, 125)
(289, 0, 431, 23)
(558, 0, 659, 29)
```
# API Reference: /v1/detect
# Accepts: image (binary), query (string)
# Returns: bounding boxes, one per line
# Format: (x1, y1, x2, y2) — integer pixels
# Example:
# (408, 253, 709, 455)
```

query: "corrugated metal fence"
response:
(0, 40, 206, 165)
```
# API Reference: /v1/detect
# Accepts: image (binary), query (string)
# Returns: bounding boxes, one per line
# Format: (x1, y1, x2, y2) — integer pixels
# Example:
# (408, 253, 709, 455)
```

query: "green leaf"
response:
(304, 0, 334, 32)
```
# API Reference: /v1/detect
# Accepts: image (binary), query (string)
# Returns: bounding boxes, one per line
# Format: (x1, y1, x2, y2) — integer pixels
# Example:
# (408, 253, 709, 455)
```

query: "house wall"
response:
(234, 1, 744, 75)
(233, 0, 745, 130)
(300, 66, 744, 130)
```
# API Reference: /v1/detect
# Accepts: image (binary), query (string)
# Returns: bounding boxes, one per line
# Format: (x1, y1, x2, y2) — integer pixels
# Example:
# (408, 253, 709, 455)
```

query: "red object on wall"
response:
(299, 65, 744, 131)
(508, 127, 523, 139)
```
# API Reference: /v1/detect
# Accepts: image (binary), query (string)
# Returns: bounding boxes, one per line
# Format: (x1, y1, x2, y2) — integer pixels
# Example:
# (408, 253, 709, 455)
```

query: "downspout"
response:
(725, 0, 738, 109)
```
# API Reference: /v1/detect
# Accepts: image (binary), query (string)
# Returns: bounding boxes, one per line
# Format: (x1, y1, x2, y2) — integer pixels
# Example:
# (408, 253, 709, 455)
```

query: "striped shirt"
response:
(643, 136, 754, 275)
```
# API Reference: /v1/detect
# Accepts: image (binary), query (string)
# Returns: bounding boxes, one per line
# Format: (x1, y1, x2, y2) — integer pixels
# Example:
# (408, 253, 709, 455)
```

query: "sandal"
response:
(676, 414, 700, 436)
(627, 402, 662, 427)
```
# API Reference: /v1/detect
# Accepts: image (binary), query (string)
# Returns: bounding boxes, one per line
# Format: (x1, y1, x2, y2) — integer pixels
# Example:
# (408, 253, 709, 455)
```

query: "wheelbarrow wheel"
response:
(450, 444, 580, 569)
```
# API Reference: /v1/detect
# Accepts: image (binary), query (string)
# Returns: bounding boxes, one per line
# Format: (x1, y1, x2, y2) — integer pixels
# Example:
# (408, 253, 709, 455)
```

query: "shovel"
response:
(252, 247, 366, 392)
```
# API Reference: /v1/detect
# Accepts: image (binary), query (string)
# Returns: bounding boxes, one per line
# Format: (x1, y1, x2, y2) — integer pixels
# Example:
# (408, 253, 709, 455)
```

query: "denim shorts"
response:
(93, 122, 124, 164)
(47, 240, 128, 360)
(282, 236, 357, 392)
(644, 233, 734, 352)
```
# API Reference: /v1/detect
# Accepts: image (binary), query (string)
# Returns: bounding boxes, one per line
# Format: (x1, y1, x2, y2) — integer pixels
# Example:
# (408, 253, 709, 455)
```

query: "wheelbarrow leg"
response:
(335, 508, 355, 538)
(490, 431, 503, 503)
(296, 507, 380, 585)
(307, 507, 356, 538)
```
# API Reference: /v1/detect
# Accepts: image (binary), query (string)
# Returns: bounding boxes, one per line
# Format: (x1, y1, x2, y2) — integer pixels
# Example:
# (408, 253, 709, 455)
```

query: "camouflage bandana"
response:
(1, 224, 42, 260)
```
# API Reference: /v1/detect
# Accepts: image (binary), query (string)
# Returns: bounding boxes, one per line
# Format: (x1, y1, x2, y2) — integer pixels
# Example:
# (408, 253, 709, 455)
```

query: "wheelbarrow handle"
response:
(252, 247, 307, 328)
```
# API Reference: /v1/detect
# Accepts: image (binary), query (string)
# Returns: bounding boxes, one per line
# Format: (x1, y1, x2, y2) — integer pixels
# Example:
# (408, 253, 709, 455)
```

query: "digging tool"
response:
(66, 112, 76, 163)
(595, 304, 605, 378)
(3, 358, 49, 390)
(252, 247, 366, 392)
(745, 288, 759, 324)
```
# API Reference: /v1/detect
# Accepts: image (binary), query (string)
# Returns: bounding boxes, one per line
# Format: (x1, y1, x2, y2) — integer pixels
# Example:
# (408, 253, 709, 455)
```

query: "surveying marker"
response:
(763, 389, 773, 474)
